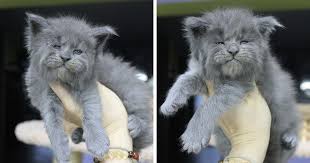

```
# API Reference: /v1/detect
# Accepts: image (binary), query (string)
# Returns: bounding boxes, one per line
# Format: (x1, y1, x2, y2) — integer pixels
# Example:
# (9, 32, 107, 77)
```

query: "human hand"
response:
(217, 85, 271, 163)
(49, 81, 133, 163)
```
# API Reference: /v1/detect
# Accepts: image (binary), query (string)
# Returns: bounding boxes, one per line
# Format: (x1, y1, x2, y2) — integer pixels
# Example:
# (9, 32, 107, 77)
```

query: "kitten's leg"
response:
(264, 102, 299, 163)
(181, 81, 253, 153)
(41, 101, 70, 163)
(81, 85, 109, 158)
(160, 71, 206, 116)
(128, 114, 147, 138)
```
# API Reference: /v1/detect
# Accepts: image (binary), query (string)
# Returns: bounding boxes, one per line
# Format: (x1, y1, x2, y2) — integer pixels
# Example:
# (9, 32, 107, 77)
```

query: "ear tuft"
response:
(91, 26, 118, 38)
(183, 16, 209, 37)
(256, 16, 284, 37)
(90, 26, 118, 50)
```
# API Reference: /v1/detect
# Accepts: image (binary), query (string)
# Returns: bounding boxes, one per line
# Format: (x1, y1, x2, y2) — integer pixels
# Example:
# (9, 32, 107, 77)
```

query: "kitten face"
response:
(43, 33, 95, 76)
(205, 20, 264, 78)
(25, 13, 117, 83)
(43, 32, 93, 76)
(184, 8, 283, 78)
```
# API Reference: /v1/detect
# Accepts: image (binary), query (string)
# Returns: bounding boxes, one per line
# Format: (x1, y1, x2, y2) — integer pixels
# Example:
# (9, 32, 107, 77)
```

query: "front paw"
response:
(85, 129, 110, 158)
(281, 132, 298, 149)
(128, 115, 143, 138)
(180, 127, 210, 154)
(160, 102, 179, 116)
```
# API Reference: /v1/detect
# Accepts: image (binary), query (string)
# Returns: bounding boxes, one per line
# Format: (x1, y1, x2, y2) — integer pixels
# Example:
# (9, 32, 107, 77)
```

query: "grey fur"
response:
(24, 13, 152, 163)
(160, 8, 300, 163)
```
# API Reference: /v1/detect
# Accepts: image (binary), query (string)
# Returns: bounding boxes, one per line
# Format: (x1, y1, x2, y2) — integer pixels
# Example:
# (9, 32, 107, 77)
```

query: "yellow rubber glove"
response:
(49, 81, 133, 163)
(207, 82, 271, 163)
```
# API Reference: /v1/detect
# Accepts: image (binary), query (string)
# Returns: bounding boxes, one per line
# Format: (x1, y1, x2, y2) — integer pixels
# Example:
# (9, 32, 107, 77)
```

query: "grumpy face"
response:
(25, 13, 117, 82)
(184, 8, 283, 78)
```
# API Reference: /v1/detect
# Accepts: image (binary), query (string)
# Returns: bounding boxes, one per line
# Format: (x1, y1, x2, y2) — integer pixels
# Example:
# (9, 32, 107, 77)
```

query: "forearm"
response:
(41, 99, 70, 163)
(81, 85, 104, 131)
(180, 81, 252, 153)
(161, 71, 206, 115)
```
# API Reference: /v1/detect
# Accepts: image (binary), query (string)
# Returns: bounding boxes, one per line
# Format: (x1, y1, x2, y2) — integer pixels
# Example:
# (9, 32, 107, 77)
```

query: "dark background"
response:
(0, 1, 153, 163)
(157, 9, 310, 163)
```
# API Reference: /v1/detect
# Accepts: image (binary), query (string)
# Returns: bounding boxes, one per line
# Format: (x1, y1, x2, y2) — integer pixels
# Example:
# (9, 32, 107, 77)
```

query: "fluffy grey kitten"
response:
(24, 13, 152, 163)
(160, 8, 300, 163)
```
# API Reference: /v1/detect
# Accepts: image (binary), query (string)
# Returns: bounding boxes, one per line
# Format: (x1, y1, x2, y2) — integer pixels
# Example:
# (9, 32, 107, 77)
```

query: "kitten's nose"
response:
(61, 56, 71, 62)
(227, 45, 239, 56)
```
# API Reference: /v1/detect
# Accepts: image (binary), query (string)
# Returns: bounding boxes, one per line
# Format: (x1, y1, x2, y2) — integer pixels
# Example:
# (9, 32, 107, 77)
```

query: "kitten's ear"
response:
(183, 16, 210, 37)
(26, 13, 49, 36)
(256, 16, 284, 37)
(90, 26, 118, 49)
(25, 13, 49, 51)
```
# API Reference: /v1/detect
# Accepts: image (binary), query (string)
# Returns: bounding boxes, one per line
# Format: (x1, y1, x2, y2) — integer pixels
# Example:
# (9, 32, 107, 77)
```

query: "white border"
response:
(153, 0, 157, 162)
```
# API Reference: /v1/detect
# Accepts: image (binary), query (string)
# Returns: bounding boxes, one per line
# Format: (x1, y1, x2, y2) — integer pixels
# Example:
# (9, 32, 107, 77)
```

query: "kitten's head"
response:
(25, 13, 117, 83)
(184, 8, 283, 79)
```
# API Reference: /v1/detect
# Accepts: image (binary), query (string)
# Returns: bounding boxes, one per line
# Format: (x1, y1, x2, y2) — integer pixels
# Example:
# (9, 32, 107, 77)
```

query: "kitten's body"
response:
(24, 14, 152, 163)
(160, 8, 299, 163)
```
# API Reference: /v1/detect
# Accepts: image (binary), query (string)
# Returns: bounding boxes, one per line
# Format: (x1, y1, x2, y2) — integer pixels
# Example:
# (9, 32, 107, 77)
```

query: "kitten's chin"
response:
(56, 67, 69, 81)
(221, 60, 243, 78)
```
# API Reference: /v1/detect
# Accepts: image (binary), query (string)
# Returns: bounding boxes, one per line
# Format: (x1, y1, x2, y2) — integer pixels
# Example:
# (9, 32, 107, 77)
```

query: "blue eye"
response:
(216, 41, 225, 45)
(73, 49, 83, 55)
(52, 44, 61, 49)
(240, 40, 249, 44)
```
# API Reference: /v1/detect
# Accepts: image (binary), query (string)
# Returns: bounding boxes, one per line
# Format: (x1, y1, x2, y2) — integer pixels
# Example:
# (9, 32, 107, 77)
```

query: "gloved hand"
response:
(207, 83, 271, 163)
(49, 81, 133, 163)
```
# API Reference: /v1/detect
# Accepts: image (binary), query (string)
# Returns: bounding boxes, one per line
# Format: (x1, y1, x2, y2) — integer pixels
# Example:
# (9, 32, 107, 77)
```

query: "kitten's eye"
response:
(52, 44, 61, 49)
(240, 40, 249, 44)
(73, 49, 83, 55)
(216, 41, 225, 45)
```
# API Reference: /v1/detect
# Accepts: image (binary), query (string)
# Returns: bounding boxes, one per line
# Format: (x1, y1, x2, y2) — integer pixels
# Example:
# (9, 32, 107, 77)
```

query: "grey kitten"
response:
(160, 8, 300, 163)
(24, 13, 152, 163)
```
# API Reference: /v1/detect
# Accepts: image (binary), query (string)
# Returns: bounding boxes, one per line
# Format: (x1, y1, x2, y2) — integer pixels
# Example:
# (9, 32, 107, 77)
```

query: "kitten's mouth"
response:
(225, 58, 242, 64)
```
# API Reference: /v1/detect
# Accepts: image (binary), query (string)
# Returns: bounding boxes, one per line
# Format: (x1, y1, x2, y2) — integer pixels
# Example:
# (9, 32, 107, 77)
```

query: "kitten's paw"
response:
(180, 129, 210, 154)
(71, 127, 84, 144)
(85, 130, 110, 158)
(128, 115, 143, 138)
(281, 132, 298, 149)
(160, 102, 179, 116)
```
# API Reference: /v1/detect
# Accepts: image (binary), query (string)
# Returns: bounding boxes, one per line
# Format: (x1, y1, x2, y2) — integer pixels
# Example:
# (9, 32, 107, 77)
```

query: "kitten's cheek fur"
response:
(45, 57, 63, 68)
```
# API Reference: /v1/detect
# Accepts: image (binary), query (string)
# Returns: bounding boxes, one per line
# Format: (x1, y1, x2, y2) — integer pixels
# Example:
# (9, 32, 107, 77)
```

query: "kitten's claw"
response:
(128, 115, 143, 138)
(160, 102, 178, 116)
(180, 129, 210, 154)
(85, 129, 110, 158)
(71, 127, 84, 144)
(281, 132, 298, 149)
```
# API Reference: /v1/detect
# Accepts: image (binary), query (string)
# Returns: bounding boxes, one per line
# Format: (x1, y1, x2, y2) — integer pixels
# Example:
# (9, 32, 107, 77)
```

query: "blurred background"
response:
(157, 0, 310, 163)
(0, 0, 152, 163)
